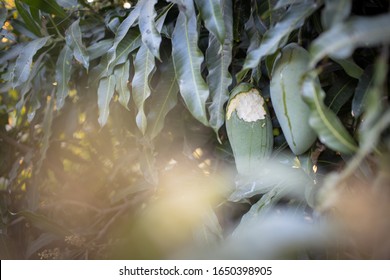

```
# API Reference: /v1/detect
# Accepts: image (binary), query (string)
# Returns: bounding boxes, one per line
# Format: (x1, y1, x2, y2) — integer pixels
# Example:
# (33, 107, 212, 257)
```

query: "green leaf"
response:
(325, 78, 356, 114)
(172, 3, 210, 126)
(139, 0, 161, 60)
(55, 45, 73, 109)
(106, 0, 143, 71)
(146, 56, 178, 139)
(91, 29, 141, 82)
(65, 19, 89, 69)
(21, 0, 67, 18)
(321, 0, 351, 30)
(11, 211, 72, 237)
(194, 0, 226, 44)
(352, 65, 374, 119)
(309, 14, 390, 68)
(206, 0, 232, 136)
(87, 39, 113, 60)
(274, 0, 307, 9)
(97, 75, 116, 127)
(302, 72, 358, 154)
(132, 43, 156, 134)
(11, 36, 50, 88)
(114, 60, 131, 110)
(0, 8, 6, 28)
(331, 57, 363, 79)
(15, 0, 41, 37)
(237, 2, 318, 82)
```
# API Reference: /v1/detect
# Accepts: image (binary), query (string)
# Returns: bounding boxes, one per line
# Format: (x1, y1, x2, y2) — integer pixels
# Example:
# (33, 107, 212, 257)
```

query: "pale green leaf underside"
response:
(98, 75, 116, 127)
(114, 60, 131, 110)
(310, 14, 390, 68)
(302, 73, 358, 154)
(55, 45, 73, 109)
(172, 3, 210, 126)
(65, 19, 89, 69)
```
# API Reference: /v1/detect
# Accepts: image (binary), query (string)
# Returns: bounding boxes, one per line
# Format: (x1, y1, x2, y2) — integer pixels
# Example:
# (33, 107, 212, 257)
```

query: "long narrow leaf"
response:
(87, 39, 113, 61)
(114, 60, 131, 109)
(0, 8, 6, 27)
(15, 0, 41, 37)
(321, 0, 351, 30)
(146, 57, 179, 139)
(55, 45, 73, 109)
(11, 36, 50, 88)
(139, 0, 161, 60)
(302, 72, 358, 154)
(106, 0, 144, 71)
(172, 3, 210, 126)
(194, 0, 226, 44)
(21, 0, 67, 18)
(238, 2, 318, 81)
(206, 0, 233, 136)
(65, 19, 89, 69)
(97, 75, 116, 126)
(132, 43, 156, 134)
(309, 14, 390, 68)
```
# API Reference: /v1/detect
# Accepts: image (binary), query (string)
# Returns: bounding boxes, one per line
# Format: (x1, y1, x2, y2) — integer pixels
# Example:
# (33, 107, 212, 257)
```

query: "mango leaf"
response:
(146, 57, 178, 139)
(10, 211, 72, 237)
(302, 72, 358, 154)
(57, 0, 78, 8)
(139, 0, 161, 60)
(87, 39, 113, 61)
(114, 60, 131, 110)
(55, 45, 73, 109)
(331, 57, 363, 79)
(309, 14, 390, 68)
(352, 65, 373, 119)
(15, 0, 41, 37)
(21, 0, 67, 18)
(206, 0, 233, 136)
(106, 0, 144, 72)
(237, 2, 318, 82)
(321, 0, 351, 30)
(172, 3, 210, 126)
(325, 78, 356, 114)
(0, 8, 6, 27)
(132, 43, 156, 134)
(0, 43, 26, 65)
(11, 36, 50, 88)
(97, 75, 116, 127)
(274, 0, 307, 9)
(194, 0, 226, 44)
(65, 19, 89, 69)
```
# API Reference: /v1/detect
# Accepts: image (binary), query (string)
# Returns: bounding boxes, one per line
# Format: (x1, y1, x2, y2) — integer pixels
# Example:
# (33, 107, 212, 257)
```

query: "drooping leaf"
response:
(206, 0, 233, 136)
(237, 2, 318, 82)
(138, 0, 161, 60)
(194, 0, 226, 44)
(21, 0, 67, 18)
(172, 3, 210, 126)
(106, 0, 144, 72)
(114, 60, 131, 110)
(352, 65, 374, 119)
(132, 43, 156, 134)
(91, 28, 141, 82)
(0, 8, 6, 27)
(325, 78, 356, 114)
(65, 19, 89, 70)
(57, 0, 78, 9)
(309, 14, 390, 68)
(274, 0, 307, 9)
(321, 0, 351, 30)
(331, 57, 363, 79)
(14, 0, 41, 37)
(302, 72, 358, 154)
(146, 56, 178, 139)
(11, 36, 50, 88)
(10, 211, 72, 237)
(87, 39, 113, 61)
(0, 43, 26, 65)
(55, 45, 73, 109)
(97, 75, 116, 127)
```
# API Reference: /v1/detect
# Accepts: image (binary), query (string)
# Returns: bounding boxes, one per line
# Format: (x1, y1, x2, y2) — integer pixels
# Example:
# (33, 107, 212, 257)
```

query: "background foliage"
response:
(1, 0, 390, 259)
